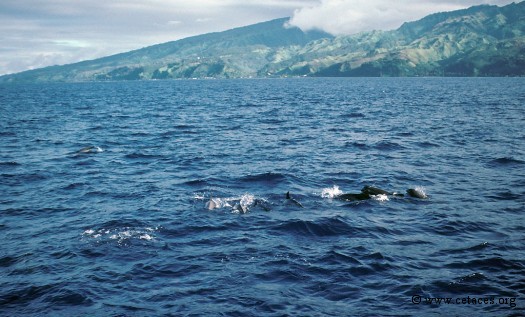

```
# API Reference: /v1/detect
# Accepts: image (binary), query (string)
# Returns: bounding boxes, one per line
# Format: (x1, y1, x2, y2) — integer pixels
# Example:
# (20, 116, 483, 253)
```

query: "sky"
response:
(0, 0, 519, 75)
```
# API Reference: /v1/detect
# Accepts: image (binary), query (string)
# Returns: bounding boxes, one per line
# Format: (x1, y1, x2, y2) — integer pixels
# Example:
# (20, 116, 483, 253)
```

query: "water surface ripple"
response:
(0, 78, 524, 316)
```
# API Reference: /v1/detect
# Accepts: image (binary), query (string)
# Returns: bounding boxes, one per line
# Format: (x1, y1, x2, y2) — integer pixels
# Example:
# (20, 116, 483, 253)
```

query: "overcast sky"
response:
(0, 0, 518, 75)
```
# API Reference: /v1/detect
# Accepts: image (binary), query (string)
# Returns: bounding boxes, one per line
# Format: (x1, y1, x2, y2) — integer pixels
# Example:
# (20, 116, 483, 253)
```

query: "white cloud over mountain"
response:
(288, 0, 518, 35)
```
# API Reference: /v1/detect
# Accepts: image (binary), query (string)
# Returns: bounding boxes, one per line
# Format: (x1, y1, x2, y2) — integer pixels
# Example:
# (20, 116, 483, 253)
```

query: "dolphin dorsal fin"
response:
(286, 191, 291, 199)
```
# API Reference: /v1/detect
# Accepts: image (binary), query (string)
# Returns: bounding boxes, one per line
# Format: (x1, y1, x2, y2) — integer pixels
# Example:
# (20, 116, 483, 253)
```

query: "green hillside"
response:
(1, 2, 524, 82)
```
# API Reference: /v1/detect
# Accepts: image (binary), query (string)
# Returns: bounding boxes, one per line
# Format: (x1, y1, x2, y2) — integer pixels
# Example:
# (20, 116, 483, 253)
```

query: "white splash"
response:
(193, 193, 205, 200)
(239, 193, 255, 207)
(82, 226, 158, 244)
(232, 193, 255, 214)
(413, 186, 428, 199)
(372, 194, 389, 202)
(321, 185, 343, 199)
(139, 234, 153, 241)
(204, 193, 258, 213)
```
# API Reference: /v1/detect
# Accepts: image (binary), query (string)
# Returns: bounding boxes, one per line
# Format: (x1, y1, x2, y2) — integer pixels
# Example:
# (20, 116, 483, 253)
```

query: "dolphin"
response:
(406, 188, 427, 199)
(205, 197, 220, 210)
(285, 192, 304, 208)
(362, 185, 404, 197)
(337, 192, 370, 201)
(337, 185, 406, 201)
(232, 197, 272, 213)
(233, 203, 248, 213)
(253, 199, 271, 211)
(361, 185, 392, 196)
(76, 146, 103, 154)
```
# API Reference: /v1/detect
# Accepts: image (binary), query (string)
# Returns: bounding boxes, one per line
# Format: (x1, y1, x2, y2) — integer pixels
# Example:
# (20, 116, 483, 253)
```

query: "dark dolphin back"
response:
(361, 186, 392, 196)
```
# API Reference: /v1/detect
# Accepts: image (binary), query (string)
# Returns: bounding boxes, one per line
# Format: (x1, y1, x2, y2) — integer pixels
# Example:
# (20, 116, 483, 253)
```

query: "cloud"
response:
(0, 0, 309, 75)
(52, 40, 91, 48)
(288, 0, 519, 35)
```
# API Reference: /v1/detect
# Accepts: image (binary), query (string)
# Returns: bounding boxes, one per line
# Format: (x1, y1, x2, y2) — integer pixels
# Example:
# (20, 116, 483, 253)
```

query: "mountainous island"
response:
(1, 2, 524, 82)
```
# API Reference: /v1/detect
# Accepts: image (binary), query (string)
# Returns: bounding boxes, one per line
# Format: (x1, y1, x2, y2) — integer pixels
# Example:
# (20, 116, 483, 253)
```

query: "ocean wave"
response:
(431, 220, 495, 236)
(271, 217, 360, 237)
(239, 172, 288, 184)
(124, 152, 162, 160)
(184, 178, 224, 187)
(62, 182, 86, 190)
(0, 285, 51, 308)
(164, 223, 239, 238)
(173, 124, 200, 131)
(0, 161, 20, 167)
(254, 268, 306, 284)
(130, 262, 204, 280)
(431, 272, 493, 294)
(318, 250, 362, 266)
(487, 190, 521, 201)
(259, 118, 286, 125)
(45, 287, 93, 306)
(487, 157, 525, 167)
(347, 112, 366, 118)
(344, 141, 369, 149)
(444, 257, 524, 272)
(308, 282, 362, 302)
(1, 172, 49, 184)
(415, 141, 441, 148)
(0, 255, 22, 268)
(438, 242, 492, 255)
(372, 141, 405, 151)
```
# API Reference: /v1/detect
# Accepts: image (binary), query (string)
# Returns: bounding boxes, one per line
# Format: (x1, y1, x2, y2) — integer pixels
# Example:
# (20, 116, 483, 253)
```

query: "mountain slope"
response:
(1, 2, 525, 82)
(275, 2, 525, 77)
(0, 19, 331, 82)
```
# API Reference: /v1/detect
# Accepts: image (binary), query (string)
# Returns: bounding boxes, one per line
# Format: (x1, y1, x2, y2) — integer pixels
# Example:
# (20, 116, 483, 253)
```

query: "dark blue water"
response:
(1, 78, 524, 316)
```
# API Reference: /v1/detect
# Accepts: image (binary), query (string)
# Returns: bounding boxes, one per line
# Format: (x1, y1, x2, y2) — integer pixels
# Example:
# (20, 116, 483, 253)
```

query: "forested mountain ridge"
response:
(2, 2, 524, 82)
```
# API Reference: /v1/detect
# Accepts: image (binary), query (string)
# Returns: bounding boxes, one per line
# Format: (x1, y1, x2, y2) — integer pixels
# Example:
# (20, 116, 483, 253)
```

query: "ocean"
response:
(0, 77, 524, 316)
